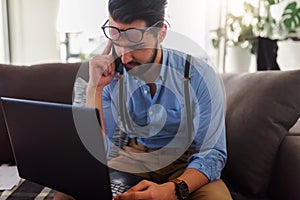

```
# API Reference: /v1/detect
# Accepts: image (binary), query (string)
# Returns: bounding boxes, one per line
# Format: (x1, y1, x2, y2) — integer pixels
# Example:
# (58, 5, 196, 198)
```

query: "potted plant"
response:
(211, 0, 300, 71)
(256, 0, 300, 70)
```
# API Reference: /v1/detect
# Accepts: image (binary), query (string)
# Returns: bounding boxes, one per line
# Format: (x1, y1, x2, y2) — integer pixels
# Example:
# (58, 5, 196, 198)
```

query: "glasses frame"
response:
(101, 19, 163, 43)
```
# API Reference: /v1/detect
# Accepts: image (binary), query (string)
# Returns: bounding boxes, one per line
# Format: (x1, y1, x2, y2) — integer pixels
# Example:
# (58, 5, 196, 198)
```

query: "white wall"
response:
(8, 0, 60, 65)
(166, 0, 222, 69)
(56, 0, 109, 57)
(166, 0, 221, 53)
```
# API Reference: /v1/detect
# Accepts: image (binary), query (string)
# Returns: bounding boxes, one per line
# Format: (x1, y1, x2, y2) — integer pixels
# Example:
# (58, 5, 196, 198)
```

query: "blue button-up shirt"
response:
(102, 47, 227, 181)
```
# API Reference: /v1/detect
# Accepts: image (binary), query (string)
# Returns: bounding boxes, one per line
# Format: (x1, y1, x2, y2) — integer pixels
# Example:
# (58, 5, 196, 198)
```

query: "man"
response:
(55, 0, 232, 199)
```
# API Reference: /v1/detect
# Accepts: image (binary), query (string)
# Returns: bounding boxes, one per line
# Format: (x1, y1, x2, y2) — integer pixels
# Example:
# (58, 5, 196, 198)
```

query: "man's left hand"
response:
(114, 180, 177, 200)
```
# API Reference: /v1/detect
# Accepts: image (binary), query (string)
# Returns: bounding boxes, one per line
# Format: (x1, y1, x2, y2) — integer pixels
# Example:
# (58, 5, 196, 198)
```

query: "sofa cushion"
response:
(0, 63, 81, 163)
(221, 70, 300, 197)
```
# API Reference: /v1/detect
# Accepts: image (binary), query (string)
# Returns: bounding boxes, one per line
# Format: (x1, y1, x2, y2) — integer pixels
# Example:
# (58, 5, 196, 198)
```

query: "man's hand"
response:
(85, 41, 116, 133)
(114, 180, 177, 200)
(88, 41, 116, 90)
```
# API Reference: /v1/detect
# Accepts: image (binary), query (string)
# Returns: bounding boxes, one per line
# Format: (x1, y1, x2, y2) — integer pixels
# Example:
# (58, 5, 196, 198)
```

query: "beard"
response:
(125, 40, 159, 77)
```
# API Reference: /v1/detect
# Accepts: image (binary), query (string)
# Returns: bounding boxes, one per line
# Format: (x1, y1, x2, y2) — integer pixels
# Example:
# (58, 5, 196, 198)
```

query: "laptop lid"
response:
(1, 97, 112, 200)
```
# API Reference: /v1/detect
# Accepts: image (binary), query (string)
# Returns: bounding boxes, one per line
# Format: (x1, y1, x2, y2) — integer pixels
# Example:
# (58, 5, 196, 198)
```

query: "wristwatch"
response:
(169, 178, 189, 200)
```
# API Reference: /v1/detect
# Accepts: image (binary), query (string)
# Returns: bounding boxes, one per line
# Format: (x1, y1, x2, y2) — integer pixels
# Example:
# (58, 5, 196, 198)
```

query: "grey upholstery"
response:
(221, 71, 300, 199)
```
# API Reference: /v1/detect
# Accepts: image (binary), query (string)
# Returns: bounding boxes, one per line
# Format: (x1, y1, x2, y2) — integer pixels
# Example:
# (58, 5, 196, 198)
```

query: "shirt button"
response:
(144, 90, 148, 95)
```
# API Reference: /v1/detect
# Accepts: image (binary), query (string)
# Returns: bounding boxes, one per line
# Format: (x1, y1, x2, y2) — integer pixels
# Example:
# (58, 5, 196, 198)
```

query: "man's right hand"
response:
(88, 40, 116, 90)
(85, 41, 117, 131)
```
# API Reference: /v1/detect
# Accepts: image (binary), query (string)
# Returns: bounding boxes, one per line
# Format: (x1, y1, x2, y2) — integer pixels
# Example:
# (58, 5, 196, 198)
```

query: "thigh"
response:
(188, 179, 232, 200)
(53, 192, 75, 200)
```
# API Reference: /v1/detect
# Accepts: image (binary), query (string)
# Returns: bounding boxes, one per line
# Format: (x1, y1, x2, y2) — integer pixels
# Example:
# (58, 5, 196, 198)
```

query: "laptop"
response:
(0, 97, 143, 200)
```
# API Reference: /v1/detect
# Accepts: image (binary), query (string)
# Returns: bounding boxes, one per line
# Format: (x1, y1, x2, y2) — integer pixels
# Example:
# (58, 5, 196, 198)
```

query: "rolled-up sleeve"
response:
(186, 61, 227, 181)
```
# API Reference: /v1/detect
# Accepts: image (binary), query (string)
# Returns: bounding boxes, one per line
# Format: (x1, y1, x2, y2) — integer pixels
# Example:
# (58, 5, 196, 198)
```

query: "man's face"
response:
(109, 17, 161, 70)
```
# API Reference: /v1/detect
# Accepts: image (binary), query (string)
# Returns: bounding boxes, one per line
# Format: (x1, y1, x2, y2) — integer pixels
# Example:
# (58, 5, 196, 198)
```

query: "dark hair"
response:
(108, 0, 167, 27)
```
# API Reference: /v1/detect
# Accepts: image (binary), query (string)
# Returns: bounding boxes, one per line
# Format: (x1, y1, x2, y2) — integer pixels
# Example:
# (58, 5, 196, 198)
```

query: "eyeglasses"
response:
(101, 19, 163, 43)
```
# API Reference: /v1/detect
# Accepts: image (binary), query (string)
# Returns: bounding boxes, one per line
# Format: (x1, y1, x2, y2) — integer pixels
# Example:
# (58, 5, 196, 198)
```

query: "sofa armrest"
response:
(269, 134, 300, 200)
(0, 63, 81, 164)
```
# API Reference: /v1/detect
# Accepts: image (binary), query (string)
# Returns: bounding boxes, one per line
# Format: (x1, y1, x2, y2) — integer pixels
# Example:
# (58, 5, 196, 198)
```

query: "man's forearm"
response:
(178, 168, 209, 193)
(86, 85, 98, 108)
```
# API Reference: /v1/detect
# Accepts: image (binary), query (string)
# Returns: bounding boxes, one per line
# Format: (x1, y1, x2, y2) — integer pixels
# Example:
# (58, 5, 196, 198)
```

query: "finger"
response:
(107, 64, 115, 75)
(128, 180, 152, 192)
(115, 191, 148, 200)
(101, 40, 112, 55)
(102, 60, 115, 76)
(91, 55, 114, 72)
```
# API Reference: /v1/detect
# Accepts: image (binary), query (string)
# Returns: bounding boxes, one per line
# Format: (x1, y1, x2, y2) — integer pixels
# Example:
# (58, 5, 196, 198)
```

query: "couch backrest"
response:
(220, 70, 300, 198)
(0, 63, 81, 163)
(2, 62, 300, 198)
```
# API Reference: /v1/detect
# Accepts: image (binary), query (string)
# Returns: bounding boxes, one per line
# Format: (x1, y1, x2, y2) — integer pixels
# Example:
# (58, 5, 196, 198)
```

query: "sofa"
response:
(0, 62, 299, 200)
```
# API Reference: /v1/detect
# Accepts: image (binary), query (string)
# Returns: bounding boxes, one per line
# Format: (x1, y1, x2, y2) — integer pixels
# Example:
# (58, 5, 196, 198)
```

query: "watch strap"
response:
(169, 178, 189, 200)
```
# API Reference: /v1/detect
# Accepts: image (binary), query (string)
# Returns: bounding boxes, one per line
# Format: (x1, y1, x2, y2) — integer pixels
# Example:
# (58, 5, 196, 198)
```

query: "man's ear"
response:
(158, 24, 167, 42)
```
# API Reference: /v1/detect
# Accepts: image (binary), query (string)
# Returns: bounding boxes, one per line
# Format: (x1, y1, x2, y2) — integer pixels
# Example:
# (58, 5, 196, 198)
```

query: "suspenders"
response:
(183, 55, 193, 144)
(117, 54, 192, 138)
(117, 66, 134, 132)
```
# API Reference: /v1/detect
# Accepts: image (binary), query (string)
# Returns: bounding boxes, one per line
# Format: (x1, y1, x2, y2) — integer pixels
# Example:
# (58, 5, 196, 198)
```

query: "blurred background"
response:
(0, 0, 299, 72)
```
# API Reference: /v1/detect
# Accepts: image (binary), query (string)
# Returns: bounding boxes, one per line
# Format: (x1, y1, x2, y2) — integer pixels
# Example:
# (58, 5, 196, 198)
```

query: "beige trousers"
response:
(109, 138, 232, 200)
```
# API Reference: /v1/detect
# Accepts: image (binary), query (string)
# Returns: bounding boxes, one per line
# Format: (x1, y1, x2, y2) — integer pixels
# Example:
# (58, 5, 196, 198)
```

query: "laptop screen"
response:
(1, 97, 112, 199)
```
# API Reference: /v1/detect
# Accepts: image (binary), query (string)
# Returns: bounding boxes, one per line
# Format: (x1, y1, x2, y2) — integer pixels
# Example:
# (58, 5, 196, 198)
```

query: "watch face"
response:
(178, 181, 189, 199)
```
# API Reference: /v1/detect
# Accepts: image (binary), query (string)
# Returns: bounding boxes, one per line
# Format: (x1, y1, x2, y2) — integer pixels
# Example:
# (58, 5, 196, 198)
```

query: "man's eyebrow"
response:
(114, 42, 145, 49)
(128, 43, 145, 49)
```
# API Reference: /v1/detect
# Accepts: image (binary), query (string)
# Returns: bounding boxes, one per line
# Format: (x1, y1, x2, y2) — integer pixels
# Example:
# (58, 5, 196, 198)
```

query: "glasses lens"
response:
(103, 26, 144, 42)
(103, 27, 120, 41)
(125, 29, 143, 43)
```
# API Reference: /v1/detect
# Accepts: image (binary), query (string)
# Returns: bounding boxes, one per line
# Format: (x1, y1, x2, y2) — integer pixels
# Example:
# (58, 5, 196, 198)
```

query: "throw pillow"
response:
(72, 77, 87, 107)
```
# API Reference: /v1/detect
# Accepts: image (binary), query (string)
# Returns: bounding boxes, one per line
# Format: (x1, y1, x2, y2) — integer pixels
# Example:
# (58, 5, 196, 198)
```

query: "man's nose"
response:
(120, 47, 134, 64)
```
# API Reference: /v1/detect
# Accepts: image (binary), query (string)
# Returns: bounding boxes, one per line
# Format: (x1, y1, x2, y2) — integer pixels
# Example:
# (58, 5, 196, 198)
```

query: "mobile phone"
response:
(112, 46, 123, 73)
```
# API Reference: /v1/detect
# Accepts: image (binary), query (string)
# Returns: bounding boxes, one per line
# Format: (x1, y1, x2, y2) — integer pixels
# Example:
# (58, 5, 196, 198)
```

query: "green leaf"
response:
(268, 0, 275, 5)
(282, 2, 300, 33)
(266, 0, 284, 5)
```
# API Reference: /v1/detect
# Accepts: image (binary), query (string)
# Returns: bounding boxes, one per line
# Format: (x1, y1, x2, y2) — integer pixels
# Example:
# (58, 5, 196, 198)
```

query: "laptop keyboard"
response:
(111, 181, 131, 196)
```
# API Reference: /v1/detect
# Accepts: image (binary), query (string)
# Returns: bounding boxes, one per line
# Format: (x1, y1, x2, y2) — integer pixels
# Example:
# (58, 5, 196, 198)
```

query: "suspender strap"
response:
(118, 70, 125, 131)
(184, 54, 193, 144)
(118, 67, 134, 132)
(184, 54, 192, 80)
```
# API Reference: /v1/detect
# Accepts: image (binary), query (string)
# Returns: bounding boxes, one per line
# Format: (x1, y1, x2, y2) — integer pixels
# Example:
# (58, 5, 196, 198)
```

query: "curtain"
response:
(0, 0, 10, 63)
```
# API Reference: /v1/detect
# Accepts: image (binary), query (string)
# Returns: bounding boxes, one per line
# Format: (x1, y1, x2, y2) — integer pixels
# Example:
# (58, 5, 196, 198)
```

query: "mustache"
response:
(124, 61, 141, 72)
(126, 61, 141, 66)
